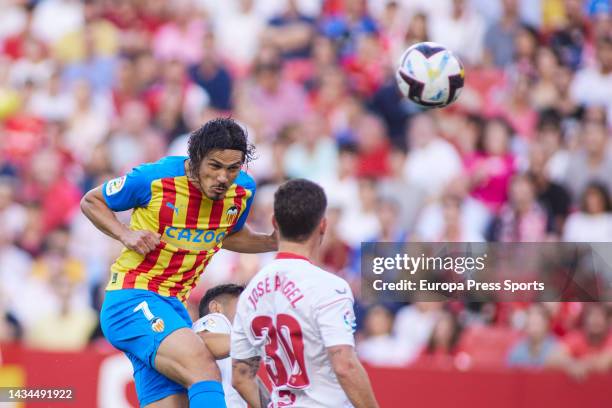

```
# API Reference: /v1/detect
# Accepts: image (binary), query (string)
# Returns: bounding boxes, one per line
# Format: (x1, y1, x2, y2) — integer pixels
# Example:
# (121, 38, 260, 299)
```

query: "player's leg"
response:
(143, 394, 188, 408)
(129, 354, 187, 408)
(153, 303, 225, 407)
(101, 289, 223, 407)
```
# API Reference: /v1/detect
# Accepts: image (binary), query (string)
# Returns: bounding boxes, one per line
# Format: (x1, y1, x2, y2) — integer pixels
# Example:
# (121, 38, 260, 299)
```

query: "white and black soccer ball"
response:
(395, 42, 465, 108)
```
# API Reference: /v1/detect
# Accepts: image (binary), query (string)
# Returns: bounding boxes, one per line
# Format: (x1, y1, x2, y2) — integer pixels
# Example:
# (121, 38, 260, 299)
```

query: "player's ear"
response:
(271, 215, 278, 232)
(319, 216, 327, 236)
(209, 299, 222, 314)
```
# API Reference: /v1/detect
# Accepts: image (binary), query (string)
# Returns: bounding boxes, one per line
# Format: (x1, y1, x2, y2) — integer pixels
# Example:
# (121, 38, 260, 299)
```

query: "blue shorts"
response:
(100, 289, 192, 407)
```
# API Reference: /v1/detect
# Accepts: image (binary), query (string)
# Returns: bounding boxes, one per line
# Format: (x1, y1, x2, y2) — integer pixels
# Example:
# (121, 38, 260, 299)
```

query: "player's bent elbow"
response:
(80, 188, 100, 214)
(332, 358, 358, 380)
(328, 346, 359, 379)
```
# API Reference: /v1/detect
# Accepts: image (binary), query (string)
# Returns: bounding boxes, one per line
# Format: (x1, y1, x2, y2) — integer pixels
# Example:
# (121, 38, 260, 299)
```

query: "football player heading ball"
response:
(81, 118, 277, 408)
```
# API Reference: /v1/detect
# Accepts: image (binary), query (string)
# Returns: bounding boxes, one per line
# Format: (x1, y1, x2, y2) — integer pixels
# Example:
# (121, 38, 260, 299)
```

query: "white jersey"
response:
(231, 253, 356, 408)
(193, 313, 247, 408)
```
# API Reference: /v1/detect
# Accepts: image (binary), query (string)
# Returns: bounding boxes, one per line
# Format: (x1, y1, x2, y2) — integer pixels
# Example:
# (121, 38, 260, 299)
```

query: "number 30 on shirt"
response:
(251, 314, 310, 389)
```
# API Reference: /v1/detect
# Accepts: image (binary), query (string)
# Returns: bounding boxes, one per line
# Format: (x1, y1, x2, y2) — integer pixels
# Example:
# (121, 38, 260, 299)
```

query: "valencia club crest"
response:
(226, 206, 239, 225)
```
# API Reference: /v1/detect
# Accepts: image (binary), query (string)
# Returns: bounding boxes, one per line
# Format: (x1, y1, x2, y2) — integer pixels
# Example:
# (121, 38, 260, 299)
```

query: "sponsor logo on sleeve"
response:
(343, 310, 356, 334)
(203, 317, 216, 329)
(106, 176, 126, 196)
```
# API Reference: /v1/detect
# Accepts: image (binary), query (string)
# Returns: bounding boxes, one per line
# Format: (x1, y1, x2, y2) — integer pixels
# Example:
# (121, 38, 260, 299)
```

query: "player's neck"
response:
(277, 240, 318, 262)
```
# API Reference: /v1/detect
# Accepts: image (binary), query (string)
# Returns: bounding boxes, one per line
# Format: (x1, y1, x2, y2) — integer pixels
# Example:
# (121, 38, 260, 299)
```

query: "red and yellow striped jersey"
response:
(102, 156, 255, 302)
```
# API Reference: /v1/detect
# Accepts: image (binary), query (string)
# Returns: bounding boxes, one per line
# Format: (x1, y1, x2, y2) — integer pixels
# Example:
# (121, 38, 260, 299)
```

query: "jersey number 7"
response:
(251, 314, 310, 389)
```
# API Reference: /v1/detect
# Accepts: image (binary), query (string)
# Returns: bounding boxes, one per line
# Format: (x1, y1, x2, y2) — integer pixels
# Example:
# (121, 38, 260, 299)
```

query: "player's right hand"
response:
(120, 229, 161, 256)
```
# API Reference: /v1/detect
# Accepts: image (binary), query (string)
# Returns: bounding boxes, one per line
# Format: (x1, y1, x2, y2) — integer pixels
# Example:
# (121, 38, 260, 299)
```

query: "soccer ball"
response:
(395, 42, 465, 108)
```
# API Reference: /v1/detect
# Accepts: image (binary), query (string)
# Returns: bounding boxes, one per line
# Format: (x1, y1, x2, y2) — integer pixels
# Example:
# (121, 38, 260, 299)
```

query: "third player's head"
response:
(273, 179, 327, 246)
(188, 118, 255, 200)
(199, 283, 245, 322)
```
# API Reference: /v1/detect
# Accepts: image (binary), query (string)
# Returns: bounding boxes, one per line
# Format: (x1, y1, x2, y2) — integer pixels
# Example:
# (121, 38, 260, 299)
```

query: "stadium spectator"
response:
(353, 113, 391, 178)
(24, 149, 81, 235)
(214, 0, 265, 71)
(430, 0, 486, 66)
(52, 0, 119, 65)
(28, 70, 73, 122)
(378, 147, 425, 230)
(484, 0, 521, 67)
(415, 175, 491, 241)
(534, 110, 570, 183)
(263, 0, 316, 60)
(60, 25, 117, 92)
(283, 112, 338, 182)
(507, 304, 558, 368)
(107, 100, 165, 173)
(549, 0, 589, 71)
(571, 35, 612, 123)
(416, 309, 463, 368)
(320, 142, 360, 215)
(0, 215, 31, 322)
(0, 176, 26, 239)
(370, 198, 408, 242)
(188, 31, 234, 111)
(338, 177, 381, 248)
(25, 267, 97, 351)
(357, 304, 406, 367)
(152, 0, 205, 65)
(238, 55, 308, 140)
(491, 174, 548, 242)
(321, 0, 378, 58)
(485, 72, 538, 139)
(548, 303, 612, 379)
(465, 117, 516, 213)
(403, 113, 463, 199)
(564, 120, 612, 200)
(31, 0, 84, 45)
(437, 193, 486, 241)
(320, 204, 352, 273)
(527, 142, 571, 237)
(531, 47, 562, 110)
(63, 80, 109, 162)
(563, 182, 612, 241)
(393, 302, 444, 365)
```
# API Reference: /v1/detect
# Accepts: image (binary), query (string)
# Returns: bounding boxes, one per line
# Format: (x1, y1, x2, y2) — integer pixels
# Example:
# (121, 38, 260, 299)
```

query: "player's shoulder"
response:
(303, 262, 349, 287)
(133, 156, 187, 181)
(234, 170, 256, 192)
(192, 312, 232, 334)
(311, 268, 353, 304)
(273, 258, 352, 303)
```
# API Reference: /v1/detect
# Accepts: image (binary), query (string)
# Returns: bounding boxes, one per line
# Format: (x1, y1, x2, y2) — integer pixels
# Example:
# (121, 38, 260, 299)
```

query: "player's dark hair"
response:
(199, 284, 245, 317)
(274, 179, 327, 242)
(188, 118, 255, 177)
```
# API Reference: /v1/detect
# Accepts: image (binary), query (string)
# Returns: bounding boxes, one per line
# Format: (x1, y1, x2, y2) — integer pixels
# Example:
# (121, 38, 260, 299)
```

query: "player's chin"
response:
(206, 189, 226, 201)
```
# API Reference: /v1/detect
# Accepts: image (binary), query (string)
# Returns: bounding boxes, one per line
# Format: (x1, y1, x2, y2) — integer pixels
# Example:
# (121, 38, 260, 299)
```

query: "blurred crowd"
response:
(1, 0, 612, 377)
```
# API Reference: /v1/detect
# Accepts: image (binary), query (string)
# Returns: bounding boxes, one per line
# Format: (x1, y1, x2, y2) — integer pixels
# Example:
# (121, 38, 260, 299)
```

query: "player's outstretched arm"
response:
(232, 356, 263, 408)
(222, 224, 277, 254)
(81, 186, 160, 256)
(328, 345, 379, 408)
